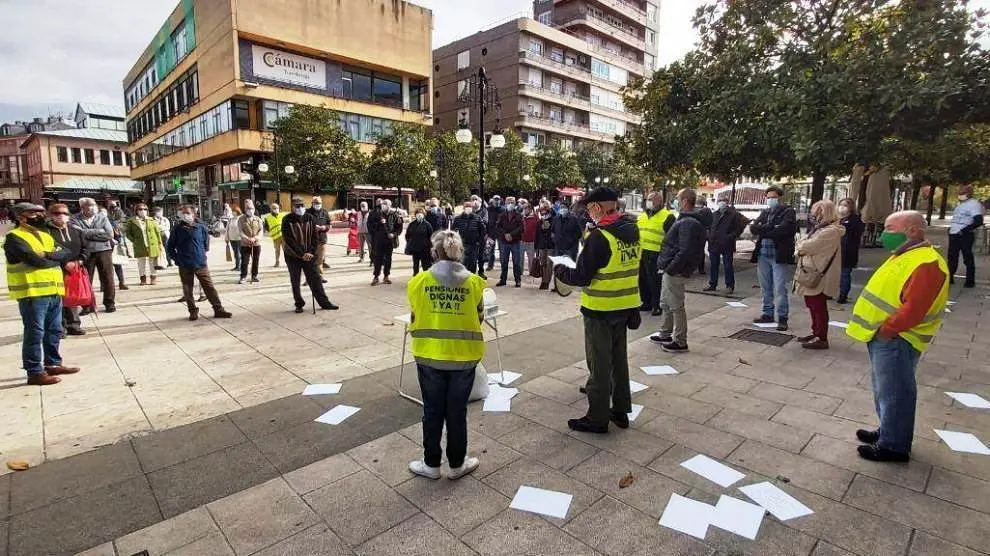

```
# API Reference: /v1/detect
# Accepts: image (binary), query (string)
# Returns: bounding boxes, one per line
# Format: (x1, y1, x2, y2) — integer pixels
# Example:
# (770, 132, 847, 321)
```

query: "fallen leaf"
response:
(776, 475, 791, 483)
(125, 379, 137, 387)
(7, 460, 29, 471)
(738, 358, 751, 366)
(383, 322, 395, 327)
(619, 472, 635, 488)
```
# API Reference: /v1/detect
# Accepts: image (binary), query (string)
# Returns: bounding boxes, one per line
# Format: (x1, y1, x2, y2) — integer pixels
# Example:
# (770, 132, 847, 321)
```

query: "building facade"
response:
(0, 136, 28, 202)
(122, 0, 433, 213)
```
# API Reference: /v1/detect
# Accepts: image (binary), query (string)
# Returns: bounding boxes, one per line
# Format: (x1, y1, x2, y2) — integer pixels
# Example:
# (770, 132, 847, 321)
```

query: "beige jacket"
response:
(794, 222, 844, 297)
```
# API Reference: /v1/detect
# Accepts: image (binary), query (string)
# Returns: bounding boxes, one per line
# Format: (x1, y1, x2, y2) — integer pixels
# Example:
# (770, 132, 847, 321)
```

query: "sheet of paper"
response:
(629, 380, 649, 393)
(488, 384, 519, 400)
(641, 365, 679, 376)
(302, 383, 342, 396)
(510, 486, 573, 519)
(315, 405, 360, 425)
(680, 454, 746, 488)
(393, 313, 412, 325)
(934, 430, 990, 455)
(726, 302, 748, 308)
(828, 321, 849, 329)
(710, 495, 765, 540)
(945, 308, 953, 314)
(483, 396, 512, 412)
(628, 404, 644, 422)
(752, 322, 779, 329)
(549, 255, 577, 269)
(658, 493, 716, 540)
(488, 371, 522, 385)
(738, 482, 814, 521)
(945, 392, 990, 409)
(947, 300, 957, 306)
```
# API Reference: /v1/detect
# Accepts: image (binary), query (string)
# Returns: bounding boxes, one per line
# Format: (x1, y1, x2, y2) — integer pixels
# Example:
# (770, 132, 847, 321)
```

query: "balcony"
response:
(587, 101, 642, 124)
(518, 81, 592, 112)
(518, 50, 591, 83)
(515, 110, 615, 143)
(557, 0, 646, 25)
(557, 29, 645, 76)
(557, 9, 646, 51)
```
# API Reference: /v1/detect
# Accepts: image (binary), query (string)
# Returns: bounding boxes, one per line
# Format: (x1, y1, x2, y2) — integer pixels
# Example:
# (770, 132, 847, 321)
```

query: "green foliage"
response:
(268, 104, 366, 194)
(367, 122, 434, 196)
(574, 144, 612, 186)
(432, 131, 478, 203)
(533, 142, 581, 193)
(483, 130, 535, 197)
(885, 123, 990, 186)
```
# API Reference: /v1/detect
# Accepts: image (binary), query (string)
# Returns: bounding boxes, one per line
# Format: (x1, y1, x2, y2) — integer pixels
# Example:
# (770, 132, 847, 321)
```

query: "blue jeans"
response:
(758, 257, 793, 319)
(417, 364, 476, 468)
(868, 337, 920, 454)
(839, 267, 853, 300)
(228, 240, 242, 270)
(18, 295, 63, 375)
(499, 240, 522, 283)
(707, 251, 735, 289)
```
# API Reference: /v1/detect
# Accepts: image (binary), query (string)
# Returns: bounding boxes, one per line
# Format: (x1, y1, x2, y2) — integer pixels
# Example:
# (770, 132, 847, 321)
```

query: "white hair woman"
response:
(406, 230, 487, 480)
(794, 200, 844, 349)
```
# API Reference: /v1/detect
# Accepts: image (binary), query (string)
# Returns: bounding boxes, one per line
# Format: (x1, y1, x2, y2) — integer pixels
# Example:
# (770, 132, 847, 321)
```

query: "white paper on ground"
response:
(483, 396, 512, 412)
(738, 482, 814, 521)
(710, 495, 765, 540)
(945, 308, 953, 314)
(549, 255, 577, 269)
(934, 430, 990, 455)
(726, 302, 748, 308)
(629, 380, 649, 393)
(315, 405, 360, 425)
(488, 384, 519, 400)
(628, 404, 644, 422)
(680, 454, 746, 488)
(828, 321, 849, 329)
(302, 383, 342, 396)
(658, 493, 716, 540)
(641, 365, 679, 376)
(947, 300, 957, 306)
(488, 371, 522, 385)
(510, 486, 573, 519)
(752, 322, 779, 329)
(945, 392, 990, 409)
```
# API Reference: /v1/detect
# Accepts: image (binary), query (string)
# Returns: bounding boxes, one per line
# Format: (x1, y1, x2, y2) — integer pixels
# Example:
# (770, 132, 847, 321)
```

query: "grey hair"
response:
(431, 230, 464, 263)
(78, 197, 96, 207)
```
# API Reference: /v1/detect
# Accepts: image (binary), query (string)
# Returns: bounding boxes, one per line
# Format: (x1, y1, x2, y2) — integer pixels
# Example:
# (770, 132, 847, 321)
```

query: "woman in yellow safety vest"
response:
(406, 230, 487, 481)
(262, 203, 285, 267)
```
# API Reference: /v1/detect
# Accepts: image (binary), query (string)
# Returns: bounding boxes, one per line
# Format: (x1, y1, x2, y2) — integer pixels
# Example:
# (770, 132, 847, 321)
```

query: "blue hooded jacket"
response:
(166, 220, 210, 269)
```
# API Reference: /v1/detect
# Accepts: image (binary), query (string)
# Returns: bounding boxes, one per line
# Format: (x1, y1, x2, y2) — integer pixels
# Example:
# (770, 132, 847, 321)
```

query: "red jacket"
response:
(522, 214, 540, 242)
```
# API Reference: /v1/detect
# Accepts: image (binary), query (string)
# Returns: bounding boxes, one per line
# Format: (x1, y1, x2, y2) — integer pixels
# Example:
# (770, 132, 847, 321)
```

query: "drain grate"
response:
(728, 329, 794, 346)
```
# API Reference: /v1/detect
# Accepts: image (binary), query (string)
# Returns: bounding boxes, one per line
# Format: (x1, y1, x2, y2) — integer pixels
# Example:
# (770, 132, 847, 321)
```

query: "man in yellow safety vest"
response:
(4, 202, 81, 385)
(263, 203, 285, 267)
(636, 190, 674, 316)
(554, 187, 641, 434)
(846, 211, 949, 462)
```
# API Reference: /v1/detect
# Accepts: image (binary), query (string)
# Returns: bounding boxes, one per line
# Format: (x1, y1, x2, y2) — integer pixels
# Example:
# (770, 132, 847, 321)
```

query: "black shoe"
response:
(835, 297, 848, 304)
(322, 263, 331, 269)
(649, 332, 672, 344)
(104, 304, 116, 313)
(964, 282, 975, 288)
(495, 281, 507, 287)
(66, 328, 86, 336)
(639, 304, 651, 312)
(661, 341, 689, 353)
(213, 309, 232, 318)
(651, 308, 662, 317)
(176, 297, 187, 304)
(702, 285, 717, 292)
(479, 274, 488, 280)
(610, 410, 630, 429)
(320, 303, 340, 310)
(568, 416, 608, 434)
(295, 307, 305, 314)
(118, 284, 129, 291)
(321, 278, 328, 284)
(753, 314, 775, 324)
(189, 308, 199, 321)
(796, 334, 816, 343)
(79, 307, 93, 316)
(801, 338, 829, 350)
(857, 444, 909, 462)
(154, 265, 166, 271)
(515, 282, 521, 288)
(856, 429, 880, 444)
(198, 295, 208, 302)
(538, 284, 549, 290)
(726, 287, 734, 295)
(776, 318, 789, 332)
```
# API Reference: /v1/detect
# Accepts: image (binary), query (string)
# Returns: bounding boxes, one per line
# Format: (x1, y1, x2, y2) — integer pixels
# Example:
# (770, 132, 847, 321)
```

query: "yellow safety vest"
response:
(581, 229, 641, 312)
(6, 227, 65, 301)
(846, 245, 949, 353)
(408, 270, 487, 370)
(637, 209, 670, 252)
(264, 212, 284, 240)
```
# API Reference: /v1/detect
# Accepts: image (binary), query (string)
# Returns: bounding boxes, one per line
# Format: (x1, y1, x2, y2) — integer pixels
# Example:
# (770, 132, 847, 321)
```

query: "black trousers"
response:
(84, 250, 115, 307)
(464, 243, 480, 274)
(412, 250, 432, 275)
(948, 232, 976, 286)
(417, 363, 475, 468)
(286, 257, 332, 308)
(240, 245, 261, 279)
(584, 316, 631, 424)
(638, 250, 661, 309)
(373, 246, 393, 278)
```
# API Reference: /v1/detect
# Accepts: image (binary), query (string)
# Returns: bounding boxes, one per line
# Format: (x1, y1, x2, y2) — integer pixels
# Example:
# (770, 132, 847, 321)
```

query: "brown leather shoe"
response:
(27, 373, 61, 386)
(801, 338, 829, 350)
(45, 365, 81, 375)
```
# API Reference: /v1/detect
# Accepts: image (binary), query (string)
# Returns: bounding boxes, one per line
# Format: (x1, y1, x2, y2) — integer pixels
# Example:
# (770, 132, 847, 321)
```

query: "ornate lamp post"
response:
(455, 66, 504, 200)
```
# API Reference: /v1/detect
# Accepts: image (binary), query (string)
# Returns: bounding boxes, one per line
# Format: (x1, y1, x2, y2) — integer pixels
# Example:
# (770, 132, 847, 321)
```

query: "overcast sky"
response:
(0, 0, 983, 123)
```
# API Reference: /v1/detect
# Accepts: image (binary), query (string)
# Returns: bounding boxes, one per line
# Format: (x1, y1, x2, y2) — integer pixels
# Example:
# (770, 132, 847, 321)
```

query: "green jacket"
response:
(124, 217, 163, 258)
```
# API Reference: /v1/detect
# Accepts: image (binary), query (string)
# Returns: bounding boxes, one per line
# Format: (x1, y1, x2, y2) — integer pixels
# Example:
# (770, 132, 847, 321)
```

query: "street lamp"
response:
(457, 65, 503, 200)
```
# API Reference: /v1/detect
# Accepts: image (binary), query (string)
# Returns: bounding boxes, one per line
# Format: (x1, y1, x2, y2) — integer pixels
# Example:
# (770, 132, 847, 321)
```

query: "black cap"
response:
(291, 197, 305, 207)
(584, 187, 619, 203)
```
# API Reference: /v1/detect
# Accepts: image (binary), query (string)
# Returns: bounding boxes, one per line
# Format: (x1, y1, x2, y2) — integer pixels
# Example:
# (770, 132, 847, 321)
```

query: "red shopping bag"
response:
(63, 266, 95, 309)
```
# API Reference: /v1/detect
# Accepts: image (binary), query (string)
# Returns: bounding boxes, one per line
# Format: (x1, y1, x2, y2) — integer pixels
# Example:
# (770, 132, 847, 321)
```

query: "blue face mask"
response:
(766, 197, 780, 208)
(559, 208, 569, 217)
(670, 199, 680, 212)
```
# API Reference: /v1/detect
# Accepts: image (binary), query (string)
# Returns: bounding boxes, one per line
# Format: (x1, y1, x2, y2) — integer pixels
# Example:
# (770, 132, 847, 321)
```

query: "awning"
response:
(45, 176, 145, 194)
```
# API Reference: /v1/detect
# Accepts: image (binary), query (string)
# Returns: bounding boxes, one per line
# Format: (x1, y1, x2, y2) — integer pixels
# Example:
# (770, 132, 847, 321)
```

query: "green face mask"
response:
(880, 231, 908, 252)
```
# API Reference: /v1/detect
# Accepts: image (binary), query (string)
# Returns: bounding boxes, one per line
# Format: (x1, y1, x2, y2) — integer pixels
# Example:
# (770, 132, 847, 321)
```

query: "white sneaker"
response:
(238, 278, 245, 284)
(649, 332, 672, 344)
(409, 460, 441, 480)
(447, 457, 480, 480)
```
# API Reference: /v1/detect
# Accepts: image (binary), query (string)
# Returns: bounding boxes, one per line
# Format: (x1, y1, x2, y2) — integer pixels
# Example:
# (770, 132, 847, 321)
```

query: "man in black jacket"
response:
(424, 197, 448, 232)
(47, 203, 109, 335)
(749, 187, 797, 331)
(367, 199, 403, 285)
(703, 196, 748, 295)
(305, 196, 332, 273)
(485, 195, 503, 272)
(496, 196, 524, 287)
(282, 198, 339, 313)
(649, 189, 709, 353)
(551, 204, 584, 262)
(452, 201, 487, 275)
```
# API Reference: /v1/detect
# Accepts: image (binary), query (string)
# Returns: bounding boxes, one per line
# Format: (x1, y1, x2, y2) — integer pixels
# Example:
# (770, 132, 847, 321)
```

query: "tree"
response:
(432, 131, 477, 204)
(533, 142, 581, 194)
(268, 104, 366, 195)
(574, 144, 612, 187)
(483, 130, 535, 197)
(366, 122, 434, 208)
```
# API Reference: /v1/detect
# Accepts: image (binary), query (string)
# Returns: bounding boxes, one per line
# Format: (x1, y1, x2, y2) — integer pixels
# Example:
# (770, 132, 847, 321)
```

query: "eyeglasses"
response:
(53, 212, 70, 216)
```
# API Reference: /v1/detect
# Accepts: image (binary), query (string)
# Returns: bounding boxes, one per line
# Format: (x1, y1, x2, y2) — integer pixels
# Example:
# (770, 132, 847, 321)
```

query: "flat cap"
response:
(11, 202, 45, 215)
(583, 187, 619, 203)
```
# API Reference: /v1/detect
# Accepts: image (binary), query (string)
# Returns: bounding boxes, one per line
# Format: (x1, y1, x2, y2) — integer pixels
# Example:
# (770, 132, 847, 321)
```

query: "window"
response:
(457, 79, 469, 98)
(232, 100, 250, 129)
(372, 75, 402, 107)
(84, 149, 95, 164)
(56, 147, 68, 163)
(351, 70, 372, 101)
(112, 151, 123, 166)
(647, 30, 656, 46)
(537, 11, 552, 25)
(550, 78, 563, 94)
(559, 138, 573, 150)
(528, 68, 542, 87)
(644, 53, 655, 70)
(550, 47, 564, 63)
(457, 50, 470, 70)
(647, 3, 657, 22)
(529, 38, 544, 56)
(409, 79, 428, 112)
(100, 150, 111, 165)
(592, 59, 609, 79)
(549, 106, 562, 121)
(71, 147, 81, 163)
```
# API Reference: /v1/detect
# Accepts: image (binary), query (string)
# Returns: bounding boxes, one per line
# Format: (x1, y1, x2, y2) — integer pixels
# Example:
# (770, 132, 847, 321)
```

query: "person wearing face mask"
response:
(225, 205, 243, 273)
(262, 203, 285, 267)
(846, 211, 949, 462)
(166, 204, 233, 321)
(521, 202, 539, 276)
(71, 197, 117, 313)
(703, 196, 748, 295)
(357, 201, 373, 264)
(553, 188, 641, 433)
(535, 200, 555, 290)
(5, 203, 80, 385)
(452, 201, 487, 275)
(106, 201, 125, 226)
(637, 191, 675, 315)
(749, 187, 797, 331)
(947, 184, 984, 288)
(425, 197, 447, 232)
(124, 203, 163, 286)
(306, 196, 332, 273)
(153, 207, 172, 269)
(238, 200, 263, 284)
(485, 196, 503, 273)
(405, 207, 435, 275)
(495, 196, 524, 287)
(281, 198, 339, 312)
(836, 198, 864, 304)
(367, 199, 403, 285)
(551, 202, 584, 266)
(793, 201, 844, 350)
(48, 203, 108, 336)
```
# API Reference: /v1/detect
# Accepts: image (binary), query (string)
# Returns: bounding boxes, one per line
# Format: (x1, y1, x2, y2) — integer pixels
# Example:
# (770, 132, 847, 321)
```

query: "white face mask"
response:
(137, 210, 148, 218)
(179, 213, 195, 224)
(313, 204, 322, 210)
(839, 205, 850, 216)
(293, 207, 305, 216)
(245, 208, 255, 216)
(463, 207, 474, 215)
(645, 201, 654, 211)
(959, 195, 969, 201)
(154, 211, 163, 218)
(717, 202, 728, 210)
